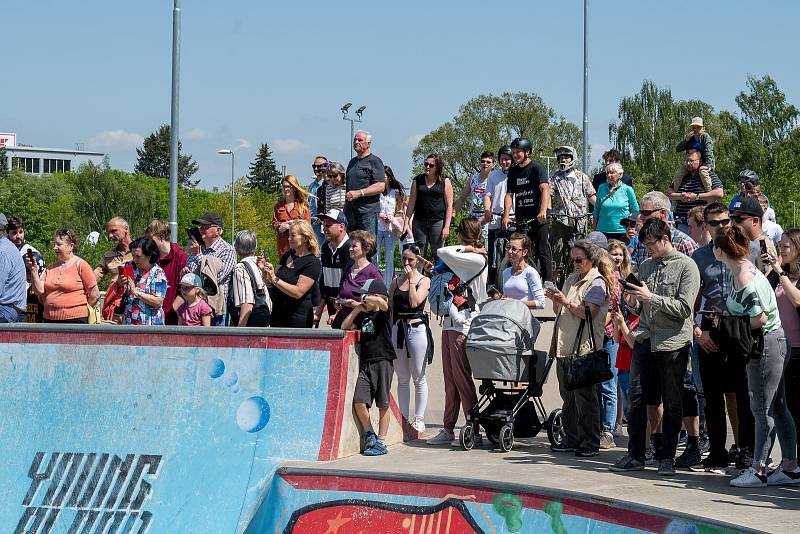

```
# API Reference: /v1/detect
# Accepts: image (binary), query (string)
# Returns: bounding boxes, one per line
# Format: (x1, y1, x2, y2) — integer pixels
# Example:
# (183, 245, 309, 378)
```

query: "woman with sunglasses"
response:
(389, 244, 432, 433)
(714, 225, 797, 487)
(592, 162, 639, 243)
(403, 153, 454, 260)
(545, 240, 613, 457)
(273, 175, 312, 258)
(325, 162, 347, 213)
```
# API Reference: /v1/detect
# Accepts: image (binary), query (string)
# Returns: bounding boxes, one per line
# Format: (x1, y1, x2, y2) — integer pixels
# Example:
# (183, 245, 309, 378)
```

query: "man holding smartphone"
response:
(315, 210, 352, 325)
(730, 196, 777, 274)
(6, 216, 45, 322)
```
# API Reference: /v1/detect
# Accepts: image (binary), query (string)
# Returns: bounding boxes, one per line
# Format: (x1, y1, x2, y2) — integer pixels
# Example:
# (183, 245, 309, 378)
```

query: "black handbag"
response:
(563, 306, 613, 390)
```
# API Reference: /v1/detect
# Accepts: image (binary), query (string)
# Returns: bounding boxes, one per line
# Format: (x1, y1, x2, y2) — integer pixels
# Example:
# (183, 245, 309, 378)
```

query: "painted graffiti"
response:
(14, 452, 162, 534)
(284, 498, 487, 533)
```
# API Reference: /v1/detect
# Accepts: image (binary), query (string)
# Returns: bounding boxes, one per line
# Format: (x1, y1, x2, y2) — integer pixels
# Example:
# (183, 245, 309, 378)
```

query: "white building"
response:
(1, 133, 105, 174)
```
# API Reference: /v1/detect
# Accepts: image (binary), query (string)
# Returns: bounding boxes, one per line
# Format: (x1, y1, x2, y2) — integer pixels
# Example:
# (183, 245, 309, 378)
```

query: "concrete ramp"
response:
(0, 325, 404, 533)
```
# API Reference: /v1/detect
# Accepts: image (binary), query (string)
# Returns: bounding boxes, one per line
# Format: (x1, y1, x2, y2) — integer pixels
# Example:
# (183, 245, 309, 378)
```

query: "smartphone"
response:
(487, 285, 502, 299)
(185, 226, 204, 246)
(122, 264, 135, 282)
(759, 239, 768, 256)
(624, 273, 643, 287)
(544, 281, 558, 291)
(26, 249, 35, 265)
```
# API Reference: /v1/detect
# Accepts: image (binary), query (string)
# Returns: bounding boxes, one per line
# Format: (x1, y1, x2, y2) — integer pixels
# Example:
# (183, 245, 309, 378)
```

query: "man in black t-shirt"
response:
(502, 138, 554, 281)
(341, 278, 396, 456)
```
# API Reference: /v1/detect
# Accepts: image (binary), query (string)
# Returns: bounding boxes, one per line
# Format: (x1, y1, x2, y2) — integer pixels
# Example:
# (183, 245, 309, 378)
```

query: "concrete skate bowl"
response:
(0, 324, 409, 533)
(248, 468, 754, 533)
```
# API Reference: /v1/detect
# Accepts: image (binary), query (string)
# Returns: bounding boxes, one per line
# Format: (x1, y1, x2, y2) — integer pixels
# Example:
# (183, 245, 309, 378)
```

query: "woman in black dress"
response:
(258, 220, 321, 328)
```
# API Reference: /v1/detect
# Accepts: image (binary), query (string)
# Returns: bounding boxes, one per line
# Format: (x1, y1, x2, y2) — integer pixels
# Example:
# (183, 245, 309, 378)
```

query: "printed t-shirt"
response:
(506, 161, 548, 223)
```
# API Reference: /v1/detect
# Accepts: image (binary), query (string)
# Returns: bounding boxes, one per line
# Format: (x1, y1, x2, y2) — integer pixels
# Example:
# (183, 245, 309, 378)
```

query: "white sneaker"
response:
(599, 431, 616, 450)
(767, 467, 800, 486)
(730, 467, 767, 488)
(411, 417, 426, 433)
(426, 429, 455, 445)
(612, 423, 625, 438)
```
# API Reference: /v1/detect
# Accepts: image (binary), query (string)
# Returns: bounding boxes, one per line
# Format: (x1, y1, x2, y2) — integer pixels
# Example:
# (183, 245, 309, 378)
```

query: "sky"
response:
(4, 0, 799, 191)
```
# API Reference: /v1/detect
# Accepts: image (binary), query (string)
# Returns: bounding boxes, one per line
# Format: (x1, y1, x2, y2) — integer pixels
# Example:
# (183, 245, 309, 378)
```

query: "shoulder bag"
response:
(563, 305, 613, 390)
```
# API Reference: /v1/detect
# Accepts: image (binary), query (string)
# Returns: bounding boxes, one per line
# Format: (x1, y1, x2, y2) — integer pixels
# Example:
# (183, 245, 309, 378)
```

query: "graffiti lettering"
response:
(15, 452, 162, 534)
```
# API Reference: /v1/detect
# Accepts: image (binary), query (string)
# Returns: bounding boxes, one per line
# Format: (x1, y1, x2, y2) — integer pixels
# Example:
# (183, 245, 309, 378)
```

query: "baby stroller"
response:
(462, 299, 564, 452)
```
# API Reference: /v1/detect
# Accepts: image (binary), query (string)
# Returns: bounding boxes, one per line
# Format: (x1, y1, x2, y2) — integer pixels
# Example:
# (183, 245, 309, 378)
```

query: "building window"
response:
(12, 157, 40, 173)
(43, 159, 71, 173)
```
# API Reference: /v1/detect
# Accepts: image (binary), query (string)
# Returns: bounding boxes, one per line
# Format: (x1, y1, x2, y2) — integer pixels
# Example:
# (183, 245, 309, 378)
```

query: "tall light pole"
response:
(542, 155, 557, 176)
(168, 0, 181, 241)
(341, 103, 366, 158)
(582, 0, 589, 173)
(218, 149, 235, 242)
(790, 200, 797, 228)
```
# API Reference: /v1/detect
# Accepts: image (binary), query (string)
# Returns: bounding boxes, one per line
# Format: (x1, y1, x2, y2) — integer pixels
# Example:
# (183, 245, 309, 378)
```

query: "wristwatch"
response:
(273, 276, 281, 285)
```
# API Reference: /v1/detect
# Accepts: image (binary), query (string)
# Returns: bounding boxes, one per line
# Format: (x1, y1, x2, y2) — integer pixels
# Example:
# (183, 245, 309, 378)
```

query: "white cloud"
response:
(184, 128, 210, 140)
(405, 133, 425, 148)
(589, 142, 610, 165)
(272, 138, 309, 154)
(234, 138, 252, 151)
(88, 129, 144, 150)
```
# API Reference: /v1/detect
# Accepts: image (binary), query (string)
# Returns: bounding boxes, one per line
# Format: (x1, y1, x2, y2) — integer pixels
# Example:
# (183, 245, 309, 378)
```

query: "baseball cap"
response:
(0, 213, 7, 230)
(731, 197, 764, 218)
(690, 117, 704, 127)
(620, 212, 639, 226)
(191, 212, 224, 228)
(180, 272, 203, 288)
(353, 278, 389, 298)
(318, 209, 348, 226)
(586, 231, 608, 250)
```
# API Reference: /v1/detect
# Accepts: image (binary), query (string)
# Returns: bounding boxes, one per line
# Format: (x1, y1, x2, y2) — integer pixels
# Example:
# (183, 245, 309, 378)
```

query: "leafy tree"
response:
(736, 74, 799, 147)
(0, 146, 8, 178)
(246, 143, 283, 193)
(134, 124, 199, 188)
(413, 92, 582, 189)
(608, 80, 718, 191)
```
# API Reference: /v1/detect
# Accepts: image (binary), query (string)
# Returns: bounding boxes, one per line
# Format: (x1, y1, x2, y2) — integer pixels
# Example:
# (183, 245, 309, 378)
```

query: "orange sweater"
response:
(272, 200, 311, 258)
(42, 258, 97, 321)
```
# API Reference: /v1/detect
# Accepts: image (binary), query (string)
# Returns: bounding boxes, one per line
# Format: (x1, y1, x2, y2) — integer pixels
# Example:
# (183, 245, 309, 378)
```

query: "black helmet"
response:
(738, 169, 760, 184)
(497, 144, 512, 158)
(510, 138, 533, 152)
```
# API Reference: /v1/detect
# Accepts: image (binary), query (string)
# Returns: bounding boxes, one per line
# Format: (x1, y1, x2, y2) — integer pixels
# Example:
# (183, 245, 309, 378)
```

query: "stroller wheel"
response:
(459, 424, 475, 450)
(547, 409, 565, 446)
(499, 424, 514, 452)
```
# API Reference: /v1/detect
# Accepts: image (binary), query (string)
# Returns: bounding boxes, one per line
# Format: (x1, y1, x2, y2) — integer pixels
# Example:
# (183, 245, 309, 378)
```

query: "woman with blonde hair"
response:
(273, 175, 312, 257)
(545, 240, 612, 457)
(259, 220, 320, 328)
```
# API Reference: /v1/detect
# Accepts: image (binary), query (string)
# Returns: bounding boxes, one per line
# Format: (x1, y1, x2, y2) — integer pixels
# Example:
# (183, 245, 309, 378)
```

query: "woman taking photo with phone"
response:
(389, 243, 432, 433)
(714, 225, 797, 487)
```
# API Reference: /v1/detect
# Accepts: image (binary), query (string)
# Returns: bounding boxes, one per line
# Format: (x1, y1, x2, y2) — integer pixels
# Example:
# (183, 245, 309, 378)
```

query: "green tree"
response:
(413, 92, 582, 189)
(736, 74, 799, 147)
(246, 143, 283, 193)
(134, 124, 199, 188)
(608, 80, 718, 191)
(0, 146, 8, 178)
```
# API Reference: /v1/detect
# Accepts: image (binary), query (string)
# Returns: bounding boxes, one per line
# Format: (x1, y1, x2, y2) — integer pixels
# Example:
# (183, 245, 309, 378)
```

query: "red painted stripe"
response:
(317, 333, 355, 461)
(279, 473, 670, 532)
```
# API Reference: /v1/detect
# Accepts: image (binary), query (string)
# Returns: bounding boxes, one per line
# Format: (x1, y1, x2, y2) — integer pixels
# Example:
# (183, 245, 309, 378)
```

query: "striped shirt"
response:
(633, 227, 698, 271)
(325, 184, 346, 212)
(321, 236, 352, 304)
(673, 170, 723, 221)
(232, 256, 271, 308)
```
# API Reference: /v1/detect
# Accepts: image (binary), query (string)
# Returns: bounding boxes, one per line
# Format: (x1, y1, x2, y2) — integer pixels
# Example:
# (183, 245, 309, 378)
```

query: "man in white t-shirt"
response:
(483, 145, 513, 285)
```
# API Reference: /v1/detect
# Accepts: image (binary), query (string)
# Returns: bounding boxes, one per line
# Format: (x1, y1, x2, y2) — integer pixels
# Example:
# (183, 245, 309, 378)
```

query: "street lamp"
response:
(790, 200, 797, 228)
(541, 155, 557, 176)
(217, 149, 235, 242)
(341, 102, 366, 158)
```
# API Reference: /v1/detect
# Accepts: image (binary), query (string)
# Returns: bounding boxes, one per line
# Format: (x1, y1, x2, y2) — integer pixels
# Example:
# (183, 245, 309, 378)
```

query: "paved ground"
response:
(309, 304, 798, 532)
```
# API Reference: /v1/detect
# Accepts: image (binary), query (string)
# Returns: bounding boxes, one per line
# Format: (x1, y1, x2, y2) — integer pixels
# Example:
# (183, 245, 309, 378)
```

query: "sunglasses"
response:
(571, 257, 586, 264)
(623, 220, 637, 228)
(424, 162, 435, 168)
(730, 214, 753, 224)
(639, 209, 663, 216)
(312, 164, 329, 172)
(706, 218, 731, 228)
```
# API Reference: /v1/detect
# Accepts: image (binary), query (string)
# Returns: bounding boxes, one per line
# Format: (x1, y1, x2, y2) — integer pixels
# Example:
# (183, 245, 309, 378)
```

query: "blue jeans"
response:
(599, 336, 619, 432)
(690, 341, 706, 430)
(345, 209, 379, 267)
(618, 370, 630, 419)
(376, 229, 397, 284)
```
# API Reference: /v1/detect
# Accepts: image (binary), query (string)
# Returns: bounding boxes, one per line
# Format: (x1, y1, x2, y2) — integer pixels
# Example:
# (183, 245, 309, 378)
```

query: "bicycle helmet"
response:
(510, 138, 533, 153)
(738, 169, 760, 184)
(497, 144, 512, 158)
(555, 146, 577, 171)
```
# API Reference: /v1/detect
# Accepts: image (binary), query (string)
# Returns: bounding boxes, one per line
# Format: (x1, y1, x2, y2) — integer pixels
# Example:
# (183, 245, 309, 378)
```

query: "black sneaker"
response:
(675, 447, 702, 469)
(698, 433, 710, 454)
(576, 448, 599, 457)
(551, 443, 576, 453)
(644, 447, 655, 466)
(701, 454, 730, 470)
(735, 448, 753, 470)
(609, 455, 645, 472)
(658, 458, 676, 476)
(727, 444, 740, 464)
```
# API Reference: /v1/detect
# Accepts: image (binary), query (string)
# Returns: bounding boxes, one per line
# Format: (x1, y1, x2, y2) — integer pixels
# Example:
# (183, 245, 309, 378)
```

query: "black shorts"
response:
(354, 359, 393, 409)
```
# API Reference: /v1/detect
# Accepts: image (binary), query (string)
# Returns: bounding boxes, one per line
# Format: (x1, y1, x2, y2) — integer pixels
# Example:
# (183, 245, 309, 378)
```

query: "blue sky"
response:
(4, 1, 798, 190)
